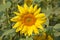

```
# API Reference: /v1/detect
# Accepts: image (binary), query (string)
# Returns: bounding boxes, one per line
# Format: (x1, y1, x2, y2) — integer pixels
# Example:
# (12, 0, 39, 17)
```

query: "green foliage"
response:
(54, 24, 60, 31)
(0, 2, 11, 12)
(0, 0, 60, 40)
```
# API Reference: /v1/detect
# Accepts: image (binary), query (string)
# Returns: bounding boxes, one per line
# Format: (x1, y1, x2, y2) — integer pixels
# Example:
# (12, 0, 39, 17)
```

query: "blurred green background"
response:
(0, 0, 60, 40)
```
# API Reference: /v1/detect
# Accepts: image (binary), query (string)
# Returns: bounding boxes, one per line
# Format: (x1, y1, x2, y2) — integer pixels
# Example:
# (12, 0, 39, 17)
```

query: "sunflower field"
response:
(0, 0, 60, 40)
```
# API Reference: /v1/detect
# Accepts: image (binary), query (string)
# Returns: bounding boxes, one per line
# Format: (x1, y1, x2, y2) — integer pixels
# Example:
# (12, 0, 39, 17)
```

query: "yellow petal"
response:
(36, 24, 44, 30)
(35, 19, 46, 25)
(21, 26, 27, 33)
(33, 25, 39, 34)
(33, 5, 38, 12)
(35, 13, 45, 18)
(18, 5, 25, 13)
(24, 32, 27, 36)
(16, 24, 23, 32)
(27, 27, 33, 36)
(11, 16, 21, 22)
(13, 22, 21, 28)
(34, 8, 41, 15)
(13, 12, 21, 16)
(29, 5, 33, 13)
(24, 3, 28, 11)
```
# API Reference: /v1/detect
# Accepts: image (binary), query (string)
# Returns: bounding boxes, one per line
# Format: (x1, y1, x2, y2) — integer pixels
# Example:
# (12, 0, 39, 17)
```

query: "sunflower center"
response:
(22, 14, 36, 26)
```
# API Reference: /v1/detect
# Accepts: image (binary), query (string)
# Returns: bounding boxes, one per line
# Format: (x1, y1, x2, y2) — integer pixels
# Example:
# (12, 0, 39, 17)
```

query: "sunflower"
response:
(11, 3, 46, 36)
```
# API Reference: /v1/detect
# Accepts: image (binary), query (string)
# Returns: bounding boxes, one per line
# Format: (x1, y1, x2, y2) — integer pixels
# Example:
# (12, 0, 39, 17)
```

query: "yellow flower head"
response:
(11, 3, 46, 36)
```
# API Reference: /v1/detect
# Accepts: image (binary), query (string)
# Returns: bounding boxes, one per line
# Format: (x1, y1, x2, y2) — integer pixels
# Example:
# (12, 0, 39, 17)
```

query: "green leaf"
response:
(54, 36, 60, 40)
(46, 26, 53, 35)
(1, 29, 15, 37)
(42, 6, 52, 17)
(54, 24, 60, 37)
(54, 31, 60, 37)
(54, 24, 60, 32)
(0, 2, 11, 12)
